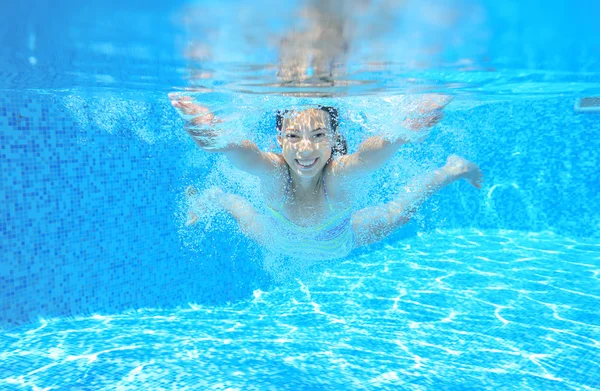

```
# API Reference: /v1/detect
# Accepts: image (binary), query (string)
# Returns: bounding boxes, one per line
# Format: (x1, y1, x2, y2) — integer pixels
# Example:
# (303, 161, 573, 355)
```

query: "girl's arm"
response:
(330, 94, 452, 178)
(331, 136, 407, 177)
(330, 112, 443, 178)
(191, 131, 284, 177)
(172, 94, 285, 178)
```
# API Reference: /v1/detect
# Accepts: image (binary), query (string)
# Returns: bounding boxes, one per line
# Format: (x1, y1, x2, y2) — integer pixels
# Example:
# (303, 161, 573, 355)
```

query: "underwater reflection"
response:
(176, 0, 491, 96)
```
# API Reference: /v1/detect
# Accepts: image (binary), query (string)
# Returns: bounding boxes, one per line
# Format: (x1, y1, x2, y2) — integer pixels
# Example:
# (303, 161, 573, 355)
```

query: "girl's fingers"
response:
(191, 113, 214, 125)
(196, 105, 210, 114)
(168, 93, 193, 102)
(424, 110, 444, 126)
(179, 101, 210, 113)
(169, 93, 219, 125)
(178, 101, 197, 113)
(176, 102, 212, 118)
(169, 94, 209, 116)
(417, 94, 453, 114)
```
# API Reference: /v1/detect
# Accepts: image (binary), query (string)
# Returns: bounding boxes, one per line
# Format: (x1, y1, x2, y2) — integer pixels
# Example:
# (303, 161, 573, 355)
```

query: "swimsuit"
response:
(265, 171, 354, 260)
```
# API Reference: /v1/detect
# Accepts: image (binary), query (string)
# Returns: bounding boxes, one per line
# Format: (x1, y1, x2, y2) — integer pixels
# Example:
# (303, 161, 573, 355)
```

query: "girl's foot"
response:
(205, 187, 252, 217)
(205, 187, 226, 206)
(444, 155, 483, 189)
(184, 186, 226, 226)
(185, 185, 200, 226)
(185, 185, 198, 198)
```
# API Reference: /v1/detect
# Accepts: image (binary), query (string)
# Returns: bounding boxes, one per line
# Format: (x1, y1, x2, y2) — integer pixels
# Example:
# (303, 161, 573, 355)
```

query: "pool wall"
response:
(1, 92, 598, 329)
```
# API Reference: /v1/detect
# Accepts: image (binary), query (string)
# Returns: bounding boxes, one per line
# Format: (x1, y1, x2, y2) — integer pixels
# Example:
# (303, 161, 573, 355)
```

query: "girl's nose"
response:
(296, 137, 314, 152)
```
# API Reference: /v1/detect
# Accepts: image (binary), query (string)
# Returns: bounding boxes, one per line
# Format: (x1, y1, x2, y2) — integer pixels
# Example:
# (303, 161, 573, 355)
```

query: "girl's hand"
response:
(169, 93, 217, 126)
(169, 93, 225, 148)
(401, 94, 453, 140)
(402, 109, 444, 131)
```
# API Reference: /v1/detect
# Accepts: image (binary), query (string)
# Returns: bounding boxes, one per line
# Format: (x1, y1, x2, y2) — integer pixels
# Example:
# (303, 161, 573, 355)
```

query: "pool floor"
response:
(1, 230, 599, 391)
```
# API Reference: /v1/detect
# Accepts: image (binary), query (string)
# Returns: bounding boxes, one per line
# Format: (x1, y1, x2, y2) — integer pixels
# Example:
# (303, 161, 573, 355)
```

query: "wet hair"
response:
(275, 106, 348, 157)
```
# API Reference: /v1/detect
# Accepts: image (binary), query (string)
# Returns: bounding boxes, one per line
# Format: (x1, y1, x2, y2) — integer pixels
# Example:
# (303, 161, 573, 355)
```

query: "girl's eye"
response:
(286, 134, 298, 139)
(314, 133, 325, 138)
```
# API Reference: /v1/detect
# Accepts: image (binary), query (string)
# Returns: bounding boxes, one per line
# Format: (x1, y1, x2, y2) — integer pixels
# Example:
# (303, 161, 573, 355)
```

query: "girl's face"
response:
(278, 109, 334, 179)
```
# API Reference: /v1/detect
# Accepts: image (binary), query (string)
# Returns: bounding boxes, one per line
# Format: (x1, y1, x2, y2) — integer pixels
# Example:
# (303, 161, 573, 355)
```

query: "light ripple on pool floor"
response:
(1, 230, 599, 391)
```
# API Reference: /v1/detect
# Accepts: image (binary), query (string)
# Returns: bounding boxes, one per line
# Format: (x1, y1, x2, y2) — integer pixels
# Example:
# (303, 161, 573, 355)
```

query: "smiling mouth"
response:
(295, 158, 319, 169)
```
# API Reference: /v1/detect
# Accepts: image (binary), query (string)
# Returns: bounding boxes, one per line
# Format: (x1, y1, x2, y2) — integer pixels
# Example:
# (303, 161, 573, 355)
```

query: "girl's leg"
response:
(186, 186, 269, 246)
(352, 155, 483, 248)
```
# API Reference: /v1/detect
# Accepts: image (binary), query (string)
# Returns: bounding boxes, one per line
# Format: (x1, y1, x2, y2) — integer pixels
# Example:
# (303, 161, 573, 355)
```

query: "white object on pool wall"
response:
(574, 97, 600, 113)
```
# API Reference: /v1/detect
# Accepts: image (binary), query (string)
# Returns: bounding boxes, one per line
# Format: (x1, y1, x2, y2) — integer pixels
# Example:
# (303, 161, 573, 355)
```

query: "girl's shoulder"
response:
(261, 158, 290, 208)
(323, 161, 354, 206)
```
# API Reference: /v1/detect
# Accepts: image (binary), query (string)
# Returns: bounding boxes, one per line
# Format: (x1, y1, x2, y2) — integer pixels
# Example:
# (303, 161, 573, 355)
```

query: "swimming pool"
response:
(1, 0, 599, 390)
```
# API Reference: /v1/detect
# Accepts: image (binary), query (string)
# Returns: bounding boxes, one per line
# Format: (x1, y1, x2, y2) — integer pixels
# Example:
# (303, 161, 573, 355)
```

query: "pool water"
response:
(2, 230, 599, 390)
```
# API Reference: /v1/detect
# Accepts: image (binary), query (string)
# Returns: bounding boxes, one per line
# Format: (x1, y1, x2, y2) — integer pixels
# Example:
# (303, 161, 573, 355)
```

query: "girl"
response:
(170, 94, 483, 261)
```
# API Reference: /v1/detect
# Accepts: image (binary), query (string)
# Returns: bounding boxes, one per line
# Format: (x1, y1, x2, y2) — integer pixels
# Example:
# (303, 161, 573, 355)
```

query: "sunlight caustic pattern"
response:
(2, 230, 598, 391)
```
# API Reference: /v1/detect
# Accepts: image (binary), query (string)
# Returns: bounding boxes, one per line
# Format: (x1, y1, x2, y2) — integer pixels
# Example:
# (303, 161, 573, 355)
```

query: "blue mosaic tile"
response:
(1, 92, 599, 329)
(1, 91, 267, 328)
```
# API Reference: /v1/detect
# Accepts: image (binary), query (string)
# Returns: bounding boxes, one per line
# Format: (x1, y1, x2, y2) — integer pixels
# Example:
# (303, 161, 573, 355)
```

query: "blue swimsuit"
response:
(265, 173, 354, 260)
